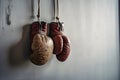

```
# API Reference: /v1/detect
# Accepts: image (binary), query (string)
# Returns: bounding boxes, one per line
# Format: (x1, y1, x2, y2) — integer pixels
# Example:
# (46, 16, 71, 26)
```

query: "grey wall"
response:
(0, 0, 119, 80)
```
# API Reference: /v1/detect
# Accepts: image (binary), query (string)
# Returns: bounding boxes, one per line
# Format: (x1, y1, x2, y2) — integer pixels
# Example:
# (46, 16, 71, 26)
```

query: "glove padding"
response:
(56, 35, 70, 62)
(30, 34, 53, 65)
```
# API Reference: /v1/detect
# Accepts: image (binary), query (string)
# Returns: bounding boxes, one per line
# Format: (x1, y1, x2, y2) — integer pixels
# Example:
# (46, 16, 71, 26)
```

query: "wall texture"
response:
(0, 0, 119, 80)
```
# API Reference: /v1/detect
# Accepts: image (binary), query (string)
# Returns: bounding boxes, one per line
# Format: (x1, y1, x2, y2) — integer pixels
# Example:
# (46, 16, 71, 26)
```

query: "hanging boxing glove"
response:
(56, 22, 70, 62)
(49, 22, 63, 55)
(29, 21, 54, 65)
(49, 22, 70, 62)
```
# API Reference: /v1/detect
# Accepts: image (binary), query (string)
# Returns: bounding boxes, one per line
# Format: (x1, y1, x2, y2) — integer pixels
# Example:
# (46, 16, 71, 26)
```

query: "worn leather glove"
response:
(30, 21, 54, 65)
(49, 22, 70, 62)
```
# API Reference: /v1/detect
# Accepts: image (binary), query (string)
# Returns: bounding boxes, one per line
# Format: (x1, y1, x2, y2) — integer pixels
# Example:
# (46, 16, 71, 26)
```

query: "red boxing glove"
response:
(49, 22, 70, 62)
(49, 22, 63, 55)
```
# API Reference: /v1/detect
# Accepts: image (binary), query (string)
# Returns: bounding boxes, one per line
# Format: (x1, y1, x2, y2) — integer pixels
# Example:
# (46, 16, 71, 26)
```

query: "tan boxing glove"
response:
(29, 22, 54, 65)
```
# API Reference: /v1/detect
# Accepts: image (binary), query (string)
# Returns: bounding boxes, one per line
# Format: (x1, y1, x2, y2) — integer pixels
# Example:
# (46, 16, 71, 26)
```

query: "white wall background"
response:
(0, 0, 119, 80)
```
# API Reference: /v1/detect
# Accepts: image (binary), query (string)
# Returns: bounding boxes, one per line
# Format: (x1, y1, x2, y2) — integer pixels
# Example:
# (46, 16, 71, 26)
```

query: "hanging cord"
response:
(56, 0, 59, 21)
(37, 0, 40, 21)
(54, 0, 64, 31)
(31, 0, 35, 20)
(37, 0, 42, 32)
(54, 0, 59, 22)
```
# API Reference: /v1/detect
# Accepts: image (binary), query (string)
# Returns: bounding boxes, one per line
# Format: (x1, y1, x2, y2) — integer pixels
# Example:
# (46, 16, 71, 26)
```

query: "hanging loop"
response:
(37, 0, 40, 21)
(31, 0, 35, 20)
(54, 0, 59, 22)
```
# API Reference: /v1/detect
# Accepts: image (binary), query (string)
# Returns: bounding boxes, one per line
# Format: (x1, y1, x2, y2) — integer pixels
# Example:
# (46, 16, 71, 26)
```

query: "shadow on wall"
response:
(8, 24, 31, 67)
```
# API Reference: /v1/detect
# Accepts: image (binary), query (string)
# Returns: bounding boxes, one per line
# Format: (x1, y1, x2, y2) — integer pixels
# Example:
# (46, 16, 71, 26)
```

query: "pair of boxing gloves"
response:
(29, 21, 70, 65)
